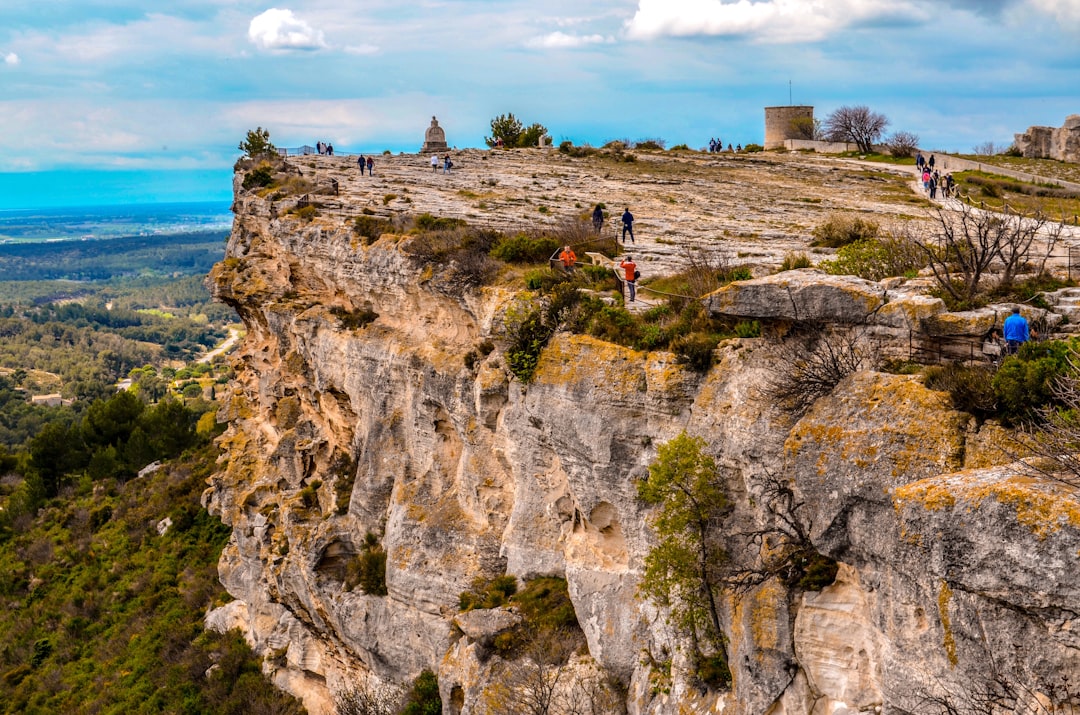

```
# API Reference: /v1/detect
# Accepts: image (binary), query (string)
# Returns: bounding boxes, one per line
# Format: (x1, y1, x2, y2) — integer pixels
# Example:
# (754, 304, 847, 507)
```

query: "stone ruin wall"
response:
(1014, 114, 1080, 162)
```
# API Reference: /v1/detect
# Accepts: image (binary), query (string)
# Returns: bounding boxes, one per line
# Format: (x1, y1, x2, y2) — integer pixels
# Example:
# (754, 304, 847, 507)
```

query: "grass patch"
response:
(954, 170, 1080, 222)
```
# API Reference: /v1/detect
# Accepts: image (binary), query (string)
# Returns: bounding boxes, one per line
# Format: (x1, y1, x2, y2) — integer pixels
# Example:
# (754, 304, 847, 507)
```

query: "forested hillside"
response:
(0, 228, 301, 712)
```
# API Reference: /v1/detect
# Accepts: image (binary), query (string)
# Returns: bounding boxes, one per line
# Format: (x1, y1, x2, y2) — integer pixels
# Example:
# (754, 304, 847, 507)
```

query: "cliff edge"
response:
(204, 150, 1080, 715)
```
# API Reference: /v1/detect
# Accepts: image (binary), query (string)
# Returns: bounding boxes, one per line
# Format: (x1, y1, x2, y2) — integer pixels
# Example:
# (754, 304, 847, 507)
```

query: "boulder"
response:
(706, 270, 886, 323)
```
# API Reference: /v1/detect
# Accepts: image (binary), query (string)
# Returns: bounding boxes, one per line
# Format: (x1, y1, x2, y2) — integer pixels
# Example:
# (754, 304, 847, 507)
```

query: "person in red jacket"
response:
(620, 255, 637, 302)
(559, 245, 577, 272)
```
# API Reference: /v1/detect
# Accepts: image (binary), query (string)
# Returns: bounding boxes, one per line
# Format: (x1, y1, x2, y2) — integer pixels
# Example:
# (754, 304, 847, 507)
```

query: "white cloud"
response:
(526, 32, 612, 48)
(625, 0, 926, 43)
(1025, 0, 1080, 25)
(344, 44, 379, 56)
(3, 53, 19, 66)
(248, 8, 327, 52)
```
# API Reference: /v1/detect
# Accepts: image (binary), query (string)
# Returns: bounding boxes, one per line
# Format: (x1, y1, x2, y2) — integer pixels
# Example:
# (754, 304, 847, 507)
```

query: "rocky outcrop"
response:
(204, 158, 1080, 715)
(1014, 115, 1080, 162)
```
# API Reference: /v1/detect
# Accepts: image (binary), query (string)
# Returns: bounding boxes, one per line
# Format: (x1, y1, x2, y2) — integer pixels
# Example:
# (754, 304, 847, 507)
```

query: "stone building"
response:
(764, 105, 814, 149)
(420, 116, 448, 154)
(1014, 115, 1080, 162)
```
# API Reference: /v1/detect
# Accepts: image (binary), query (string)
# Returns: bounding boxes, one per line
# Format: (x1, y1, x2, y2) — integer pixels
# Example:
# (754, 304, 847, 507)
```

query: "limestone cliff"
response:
(205, 152, 1080, 715)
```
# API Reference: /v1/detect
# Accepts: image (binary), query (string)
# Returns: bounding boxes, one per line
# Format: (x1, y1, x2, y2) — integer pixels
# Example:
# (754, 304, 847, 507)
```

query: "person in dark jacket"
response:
(621, 208, 634, 243)
(592, 205, 604, 233)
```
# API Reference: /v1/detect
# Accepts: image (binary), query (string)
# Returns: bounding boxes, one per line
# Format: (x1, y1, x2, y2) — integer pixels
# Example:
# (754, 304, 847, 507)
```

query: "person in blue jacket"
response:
(1003, 307, 1029, 354)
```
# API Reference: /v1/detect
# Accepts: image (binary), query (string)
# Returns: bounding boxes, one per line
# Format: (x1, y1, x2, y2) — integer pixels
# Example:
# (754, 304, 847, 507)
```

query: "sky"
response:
(0, 0, 1078, 207)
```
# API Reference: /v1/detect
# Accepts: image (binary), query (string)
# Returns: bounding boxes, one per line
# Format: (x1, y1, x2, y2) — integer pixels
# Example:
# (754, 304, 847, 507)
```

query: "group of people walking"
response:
(356, 154, 374, 175)
(315, 141, 334, 155)
(915, 151, 954, 199)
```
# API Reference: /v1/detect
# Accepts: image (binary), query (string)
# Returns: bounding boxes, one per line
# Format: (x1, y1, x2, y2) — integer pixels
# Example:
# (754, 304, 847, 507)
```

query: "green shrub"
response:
(811, 214, 880, 248)
(353, 215, 392, 244)
(299, 479, 322, 509)
(383, 193, 397, 205)
(331, 305, 379, 330)
(743, 143, 764, 153)
(504, 299, 549, 383)
(490, 233, 561, 263)
(694, 652, 732, 689)
(992, 340, 1076, 424)
(779, 252, 812, 271)
(241, 164, 275, 190)
(924, 363, 998, 419)
(735, 320, 761, 338)
(401, 670, 442, 715)
(587, 305, 638, 345)
(635, 139, 666, 150)
(784, 548, 839, 591)
(291, 205, 318, 222)
(331, 451, 356, 515)
(524, 269, 546, 290)
(819, 235, 925, 281)
(459, 574, 518, 611)
(346, 532, 388, 596)
(673, 332, 719, 372)
(669, 144, 691, 151)
(727, 266, 754, 282)
(414, 213, 467, 232)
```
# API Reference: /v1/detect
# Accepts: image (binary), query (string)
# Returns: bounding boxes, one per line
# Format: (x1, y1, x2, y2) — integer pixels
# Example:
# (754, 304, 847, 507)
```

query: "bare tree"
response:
(762, 325, 878, 418)
(971, 141, 1004, 156)
(885, 130, 921, 158)
(914, 203, 1063, 304)
(480, 627, 623, 715)
(823, 105, 889, 153)
(334, 680, 401, 715)
(896, 665, 1079, 715)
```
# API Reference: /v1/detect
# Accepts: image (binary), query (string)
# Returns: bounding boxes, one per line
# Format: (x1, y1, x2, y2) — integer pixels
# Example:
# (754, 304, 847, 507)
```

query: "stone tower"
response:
(421, 116, 448, 154)
(764, 106, 814, 149)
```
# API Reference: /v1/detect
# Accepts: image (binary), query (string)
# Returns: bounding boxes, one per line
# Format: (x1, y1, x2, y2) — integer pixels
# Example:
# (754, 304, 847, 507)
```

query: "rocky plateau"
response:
(203, 147, 1080, 715)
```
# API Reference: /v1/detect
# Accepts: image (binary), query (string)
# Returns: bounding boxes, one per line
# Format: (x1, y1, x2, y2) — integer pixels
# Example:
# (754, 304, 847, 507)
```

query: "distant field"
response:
(0, 230, 227, 282)
(0, 201, 231, 242)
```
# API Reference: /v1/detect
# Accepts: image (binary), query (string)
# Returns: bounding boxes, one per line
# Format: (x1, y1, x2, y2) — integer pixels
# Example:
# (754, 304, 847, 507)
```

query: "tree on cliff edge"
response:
(239, 127, 276, 158)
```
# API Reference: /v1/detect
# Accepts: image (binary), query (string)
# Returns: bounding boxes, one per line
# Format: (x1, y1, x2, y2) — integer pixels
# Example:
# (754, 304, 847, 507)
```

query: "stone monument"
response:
(420, 116, 448, 154)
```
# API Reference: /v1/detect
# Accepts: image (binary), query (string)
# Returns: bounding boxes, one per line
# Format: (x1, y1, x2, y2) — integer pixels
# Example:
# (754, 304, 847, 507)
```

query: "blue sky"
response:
(1, 0, 1078, 207)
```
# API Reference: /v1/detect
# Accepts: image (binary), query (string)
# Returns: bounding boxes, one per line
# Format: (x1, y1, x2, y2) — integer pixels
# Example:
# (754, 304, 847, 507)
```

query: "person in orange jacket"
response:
(559, 245, 577, 272)
(620, 255, 637, 302)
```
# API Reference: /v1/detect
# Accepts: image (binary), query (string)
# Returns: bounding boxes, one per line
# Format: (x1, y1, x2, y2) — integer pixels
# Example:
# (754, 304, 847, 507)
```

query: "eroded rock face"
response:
(1015, 115, 1080, 162)
(205, 165, 1080, 715)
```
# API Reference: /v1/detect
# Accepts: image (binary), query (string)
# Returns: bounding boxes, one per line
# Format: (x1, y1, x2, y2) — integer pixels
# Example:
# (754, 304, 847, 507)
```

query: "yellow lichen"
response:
(895, 472, 1080, 540)
(533, 334, 647, 395)
(938, 580, 958, 667)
